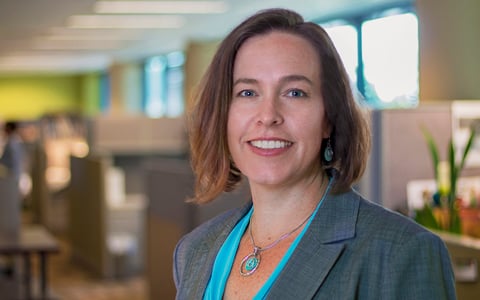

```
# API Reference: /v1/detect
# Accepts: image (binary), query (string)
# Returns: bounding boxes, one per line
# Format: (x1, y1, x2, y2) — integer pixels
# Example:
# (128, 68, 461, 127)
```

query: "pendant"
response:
(240, 247, 261, 276)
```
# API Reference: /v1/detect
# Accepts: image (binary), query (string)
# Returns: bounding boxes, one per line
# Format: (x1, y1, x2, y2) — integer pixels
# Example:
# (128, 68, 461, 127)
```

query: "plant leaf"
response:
(415, 206, 441, 230)
(421, 125, 440, 181)
(448, 140, 457, 206)
(449, 207, 462, 234)
(459, 127, 476, 172)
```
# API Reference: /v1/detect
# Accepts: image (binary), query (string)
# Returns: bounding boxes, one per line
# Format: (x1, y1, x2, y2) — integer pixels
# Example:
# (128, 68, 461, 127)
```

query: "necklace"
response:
(239, 177, 332, 276)
(239, 209, 313, 276)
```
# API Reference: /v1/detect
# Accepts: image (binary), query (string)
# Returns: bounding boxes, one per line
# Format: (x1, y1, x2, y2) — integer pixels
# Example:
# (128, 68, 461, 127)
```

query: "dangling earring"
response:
(324, 138, 333, 163)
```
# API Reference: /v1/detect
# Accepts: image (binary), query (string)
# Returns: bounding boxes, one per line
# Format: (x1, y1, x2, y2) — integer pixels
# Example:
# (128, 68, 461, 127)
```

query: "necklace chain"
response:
(249, 210, 312, 252)
(239, 204, 317, 276)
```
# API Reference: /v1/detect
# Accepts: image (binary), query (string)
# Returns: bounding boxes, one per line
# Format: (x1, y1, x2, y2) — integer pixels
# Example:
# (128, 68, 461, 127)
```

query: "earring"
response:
(324, 138, 333, 163)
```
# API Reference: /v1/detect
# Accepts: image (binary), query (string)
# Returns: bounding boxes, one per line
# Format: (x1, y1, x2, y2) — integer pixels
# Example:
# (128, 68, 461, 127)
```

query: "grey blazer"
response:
(173, 189, 456, 299)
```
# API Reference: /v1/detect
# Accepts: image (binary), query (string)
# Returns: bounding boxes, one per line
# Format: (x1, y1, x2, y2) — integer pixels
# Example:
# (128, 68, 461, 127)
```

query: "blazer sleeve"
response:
(382, 231, 456, 299)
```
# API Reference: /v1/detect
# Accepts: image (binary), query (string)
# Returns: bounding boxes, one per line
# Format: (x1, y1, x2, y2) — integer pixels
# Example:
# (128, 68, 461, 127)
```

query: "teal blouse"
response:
(203, 178, 332, 300)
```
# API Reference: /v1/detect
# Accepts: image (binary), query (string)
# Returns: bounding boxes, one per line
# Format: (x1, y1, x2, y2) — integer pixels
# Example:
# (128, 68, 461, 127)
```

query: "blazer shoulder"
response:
(356, 193, 441, 244)
(174, 203, 250, 265)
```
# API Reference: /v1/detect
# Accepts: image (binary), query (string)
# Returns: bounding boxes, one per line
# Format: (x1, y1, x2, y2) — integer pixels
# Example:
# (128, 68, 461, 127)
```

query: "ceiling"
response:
(0, 0, 406, 74)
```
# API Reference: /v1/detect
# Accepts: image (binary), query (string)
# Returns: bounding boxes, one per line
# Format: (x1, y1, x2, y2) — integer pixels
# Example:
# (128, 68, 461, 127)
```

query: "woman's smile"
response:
(249, 139, 293, 150)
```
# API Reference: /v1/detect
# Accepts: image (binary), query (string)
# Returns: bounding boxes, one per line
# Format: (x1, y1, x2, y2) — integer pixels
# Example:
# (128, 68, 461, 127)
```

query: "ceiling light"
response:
(0, 53, 111, 72)
(67, 15, 185, 29)
(32, 40, 125, 50)
(47, 28, 147, 40)
(95, 1, 228, 14)
(39, 35, 141, 41)
(49, 27, 150, 35)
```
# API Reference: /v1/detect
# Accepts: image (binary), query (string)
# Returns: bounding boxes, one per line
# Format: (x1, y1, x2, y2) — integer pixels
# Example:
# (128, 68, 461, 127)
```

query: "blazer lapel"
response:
(186, 203, 252, 299)
(266, 191, 360, 299)
(186, 244, 215, 299)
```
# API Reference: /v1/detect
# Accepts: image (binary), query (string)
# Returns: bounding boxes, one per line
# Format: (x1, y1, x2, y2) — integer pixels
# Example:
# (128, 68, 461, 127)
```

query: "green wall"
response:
(0, 73, 101, 120)
(80, 73, 102, 116)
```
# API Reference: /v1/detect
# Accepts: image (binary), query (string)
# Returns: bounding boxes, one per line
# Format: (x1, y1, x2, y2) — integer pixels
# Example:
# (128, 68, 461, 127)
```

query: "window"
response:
(362, 12, 418, 107)
(320, 8, 418, 108)
(144, 51, 185, 117)
(324, 23, 358, 83)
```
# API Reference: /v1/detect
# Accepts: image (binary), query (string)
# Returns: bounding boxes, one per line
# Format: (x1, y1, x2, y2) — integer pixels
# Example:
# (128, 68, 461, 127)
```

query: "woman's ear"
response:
(322, 121, 332, 139)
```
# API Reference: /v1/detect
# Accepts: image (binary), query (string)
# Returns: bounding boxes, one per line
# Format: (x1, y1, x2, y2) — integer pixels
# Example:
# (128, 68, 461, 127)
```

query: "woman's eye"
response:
(238, 90, 256, 97)
(286, 89, 307, 97)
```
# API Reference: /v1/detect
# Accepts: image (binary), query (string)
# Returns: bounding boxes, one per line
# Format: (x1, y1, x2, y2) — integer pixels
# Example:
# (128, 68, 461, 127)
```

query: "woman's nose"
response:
(256, 97, 284, 126)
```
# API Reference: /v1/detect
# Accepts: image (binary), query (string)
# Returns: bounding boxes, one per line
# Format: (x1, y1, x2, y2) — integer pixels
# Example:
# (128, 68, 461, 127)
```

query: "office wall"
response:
(0, 73, 101, 120)
(417, 0, 480, 100)
(80, 73, 102, 116)
(184, 40, 219, 112)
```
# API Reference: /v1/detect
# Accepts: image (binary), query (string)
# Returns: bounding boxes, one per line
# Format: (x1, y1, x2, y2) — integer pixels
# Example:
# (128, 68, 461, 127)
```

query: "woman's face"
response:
(227, 31, 330, 189)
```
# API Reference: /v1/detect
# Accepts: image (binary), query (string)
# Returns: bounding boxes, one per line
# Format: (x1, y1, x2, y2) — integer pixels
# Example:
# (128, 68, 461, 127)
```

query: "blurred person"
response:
(174, 8, 456, 300)
(0, 121, 24, 182)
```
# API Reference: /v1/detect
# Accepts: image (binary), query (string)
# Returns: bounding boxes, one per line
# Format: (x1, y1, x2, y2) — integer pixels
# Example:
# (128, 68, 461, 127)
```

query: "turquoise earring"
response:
(324, 138, 333, 163)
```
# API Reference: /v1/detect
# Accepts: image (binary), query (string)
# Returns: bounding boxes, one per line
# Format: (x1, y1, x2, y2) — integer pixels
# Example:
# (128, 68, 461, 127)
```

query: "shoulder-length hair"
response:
(188, 8, 371, 204)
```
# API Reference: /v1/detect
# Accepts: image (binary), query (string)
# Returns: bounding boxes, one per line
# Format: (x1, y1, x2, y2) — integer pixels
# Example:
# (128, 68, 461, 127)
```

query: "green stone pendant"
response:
(240, 247, 261, 276)
(245, 256, 259, 271)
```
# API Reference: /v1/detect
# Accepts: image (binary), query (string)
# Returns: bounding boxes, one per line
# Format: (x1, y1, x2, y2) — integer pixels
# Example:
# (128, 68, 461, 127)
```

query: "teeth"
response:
(250, 140, 291, 149)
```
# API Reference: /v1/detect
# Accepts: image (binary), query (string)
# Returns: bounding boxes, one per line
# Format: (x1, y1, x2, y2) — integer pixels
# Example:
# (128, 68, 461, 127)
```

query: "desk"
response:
(0, 226, 60, 299)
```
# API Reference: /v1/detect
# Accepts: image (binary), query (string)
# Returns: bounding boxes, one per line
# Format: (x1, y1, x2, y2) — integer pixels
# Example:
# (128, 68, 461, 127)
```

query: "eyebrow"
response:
(280, 74, 313, 85)
(233, 74, 313, 87)
(233, 78, 257, 86)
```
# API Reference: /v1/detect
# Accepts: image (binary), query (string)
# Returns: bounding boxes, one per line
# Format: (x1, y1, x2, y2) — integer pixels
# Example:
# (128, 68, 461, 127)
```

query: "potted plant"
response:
(415, 125, 476, 234)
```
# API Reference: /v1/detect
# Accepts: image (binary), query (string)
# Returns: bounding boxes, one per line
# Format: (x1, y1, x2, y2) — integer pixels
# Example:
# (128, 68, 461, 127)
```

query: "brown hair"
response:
(188, 8, 371, 204)
(4, 121, 18, 134)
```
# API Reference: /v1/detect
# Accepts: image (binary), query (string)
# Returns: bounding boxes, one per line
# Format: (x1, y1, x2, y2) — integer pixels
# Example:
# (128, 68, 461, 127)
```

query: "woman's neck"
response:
(248, 171, 329, 242)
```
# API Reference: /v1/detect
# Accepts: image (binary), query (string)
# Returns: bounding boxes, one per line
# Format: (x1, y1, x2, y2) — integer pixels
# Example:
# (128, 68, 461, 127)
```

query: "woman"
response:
(174, 8, 456, 300)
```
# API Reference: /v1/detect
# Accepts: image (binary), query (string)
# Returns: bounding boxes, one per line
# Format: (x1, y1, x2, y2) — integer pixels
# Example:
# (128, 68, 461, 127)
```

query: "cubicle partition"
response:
(69, 154, 146, 279)
(144, 159, 194, 300)
(0, 175, 20, 237)
(69, 155, 111, 277)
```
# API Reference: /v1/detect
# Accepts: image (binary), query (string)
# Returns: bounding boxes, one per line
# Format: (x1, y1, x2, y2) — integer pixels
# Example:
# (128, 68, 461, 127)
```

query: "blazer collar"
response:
(188, 203, 252, 299)
(310, 189, 360, 243)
